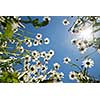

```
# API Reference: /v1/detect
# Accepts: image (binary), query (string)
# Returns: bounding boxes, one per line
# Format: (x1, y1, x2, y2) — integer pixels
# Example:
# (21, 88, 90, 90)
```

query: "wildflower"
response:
(43, 16, 51, 22)
(41, 65, 48, 73)
(48, 49, 54, 56)
(63, 57, 71, 64)
(62, 19, 70, 25)
(82, 58, 94, 68)
(45, 53, 52, 60)
(24, 55, 31, 62)
(19, 46, 24, 53)
(44, 38, 50, 45)
(27, 41, 32, 47)
(69, 71, 77, 80)
(30, 65, 37, 74)
(53, 63, 60, 70)
(36, 60, 42, 68)
(38, 39, 43, 45)
(40, 51, 46, 58)
(32, 50, 40, 59)
(71, 39, 77, 45)
(33, 39, 39, 46)
(36, 33, 42, 40)
(24, 64, 30, 71)
(79, 46, 87, 54)
(44, 58, 48, 64)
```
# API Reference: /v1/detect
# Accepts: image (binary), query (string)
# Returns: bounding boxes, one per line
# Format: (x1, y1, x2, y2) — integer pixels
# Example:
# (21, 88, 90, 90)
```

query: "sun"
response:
(78, 26, 94, 41)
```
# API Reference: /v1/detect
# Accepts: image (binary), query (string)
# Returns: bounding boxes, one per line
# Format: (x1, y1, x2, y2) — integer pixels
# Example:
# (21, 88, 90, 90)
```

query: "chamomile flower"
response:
(41, 65, 48, 73)
(19, 46, 24, 53)
(44, 58, 48, 64)
(82, 58, 94, 68)
(71, 39, 77, 45)
(24, 55, 31, 62)
(32, 50, 40, 58)
(32, 57, 38, 62)
(43, 16, 51, 22)
(45, 53, 52, 60)
(33, 39, 39, 46)
(48, 49, 54, 56)
(62, 19, 70, 25)
(36, 60, 42, 68)
(79, 46, 87, 54)
(69, 71, 77, 80)
(53, 63, 60, 70)
(36, 33, 42, 40)
(44, 38, 50, 45)
(24, 64, 30, 71)
(30, 65, 37, 74)
(40, 51, 46, 58)
(27, 41, 32, 47)
(63, 57, 71, 64)
(38, 39, 43, 45)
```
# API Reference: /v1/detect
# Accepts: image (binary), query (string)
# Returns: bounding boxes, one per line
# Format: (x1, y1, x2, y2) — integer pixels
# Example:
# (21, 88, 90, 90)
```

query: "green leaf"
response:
(3, 23, 14, 38)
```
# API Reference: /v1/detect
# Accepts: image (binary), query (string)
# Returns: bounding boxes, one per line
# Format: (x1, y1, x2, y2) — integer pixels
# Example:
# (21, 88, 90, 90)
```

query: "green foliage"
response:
(0, 71, 19, 83)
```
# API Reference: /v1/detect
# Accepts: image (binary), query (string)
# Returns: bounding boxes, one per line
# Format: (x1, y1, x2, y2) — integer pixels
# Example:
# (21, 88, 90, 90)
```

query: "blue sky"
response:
(20, 16, 100, 83)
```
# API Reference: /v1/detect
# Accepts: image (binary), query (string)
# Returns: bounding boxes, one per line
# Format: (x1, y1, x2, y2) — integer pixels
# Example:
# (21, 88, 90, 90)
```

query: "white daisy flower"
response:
(24, 39, 30, 45)
(41, 65, 48, 73)
(69, 71, 77, 80)
(48, 49, 54, 56)
(79, 46, 87, 54)
(32, 57, 38, 62)
(62, 19, 70, 25)
(27, 41, 32, 47)
(71, 39, 77, 45)
(40, 51, 46, 58)
(24, 64, 30, 71)
(82, 58, 94, 68)
(43, 16, 51, 22)
(33, 39, 39, 46)
(63, 57, 71, 64)
(32, 50, 40, 58)
(36, 33, 42, 40)
(44, 58, 48, 64)
(44, 38, 50, 45)
(45, 53, 52, 60)
(53, 63, 60, 70)
(38, 39, 43, 45)
(36, 60, 42, 68)
(30, 65, 37, 74)
(24, 55, 31, 62)
(19, 46, 24, 53)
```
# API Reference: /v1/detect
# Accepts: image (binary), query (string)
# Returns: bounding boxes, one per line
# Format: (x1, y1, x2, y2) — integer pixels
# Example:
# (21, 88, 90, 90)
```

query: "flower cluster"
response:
(63, 56, 95, 82)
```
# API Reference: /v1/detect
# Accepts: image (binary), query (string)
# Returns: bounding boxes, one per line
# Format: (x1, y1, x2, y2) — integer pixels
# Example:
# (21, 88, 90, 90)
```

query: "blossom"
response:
(30, 65, 37, 74)
(44, 38, 50, 45)
(43, 16, 51, 22)
(82, 58, 94, 68)
(36, 33, 42, 40)
(38, 39, 43, 45)
(32, 50, 40, 59)
(79, 46, 87, 54)
(41, 65, 48, 73)
(63, 57, 71, 64)
(24, 55, 31, 62)
(69, 71, 77, 80)
(48, 49, 54, 56)
(27, 41, 32, 47)
(18, 46, 24, 53)
(62, 19, 70, 25)
(33, 39, 39, 46)
(40, 51, 46, 58)
(53, 63, 60, 70)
